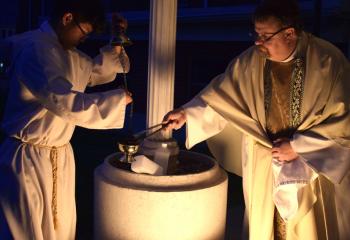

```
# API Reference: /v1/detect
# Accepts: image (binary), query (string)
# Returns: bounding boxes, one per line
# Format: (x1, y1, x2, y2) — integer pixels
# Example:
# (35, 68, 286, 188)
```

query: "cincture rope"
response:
(11, 137, 67, 230)
(50, 146, 58, 229)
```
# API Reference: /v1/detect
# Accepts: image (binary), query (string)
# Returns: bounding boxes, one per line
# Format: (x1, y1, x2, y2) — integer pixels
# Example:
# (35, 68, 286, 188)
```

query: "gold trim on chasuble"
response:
(263, 57, 305, 240)
(264, 57, 305, 129)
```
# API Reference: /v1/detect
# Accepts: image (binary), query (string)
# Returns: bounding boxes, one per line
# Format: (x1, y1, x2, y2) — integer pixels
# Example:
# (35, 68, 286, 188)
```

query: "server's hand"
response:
(124, 90, 133, 105)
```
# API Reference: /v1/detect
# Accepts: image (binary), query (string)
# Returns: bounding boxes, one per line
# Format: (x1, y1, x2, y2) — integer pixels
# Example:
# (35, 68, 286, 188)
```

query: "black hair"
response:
(50, 0, 106, 33)
(253, 0, 302, 32)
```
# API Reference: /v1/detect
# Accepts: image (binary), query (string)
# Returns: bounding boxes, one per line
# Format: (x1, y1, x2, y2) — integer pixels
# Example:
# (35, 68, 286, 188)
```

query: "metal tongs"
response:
(117, 121, 173, 163)
(133, 121, 172, 141)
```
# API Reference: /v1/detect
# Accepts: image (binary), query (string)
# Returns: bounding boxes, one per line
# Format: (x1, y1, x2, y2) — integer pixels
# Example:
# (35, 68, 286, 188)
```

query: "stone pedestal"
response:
(94, 150, 228, 240)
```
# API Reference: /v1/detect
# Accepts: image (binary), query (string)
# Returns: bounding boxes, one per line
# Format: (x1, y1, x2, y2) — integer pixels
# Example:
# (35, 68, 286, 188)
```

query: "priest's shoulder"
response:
(307, 33, 348, 65)
(226, 46, 260, 70)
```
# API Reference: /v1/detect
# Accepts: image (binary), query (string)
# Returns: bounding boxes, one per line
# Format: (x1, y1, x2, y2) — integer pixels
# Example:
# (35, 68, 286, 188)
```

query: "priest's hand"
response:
(163, 108, 187, 130)
(271, 138, 298, 162)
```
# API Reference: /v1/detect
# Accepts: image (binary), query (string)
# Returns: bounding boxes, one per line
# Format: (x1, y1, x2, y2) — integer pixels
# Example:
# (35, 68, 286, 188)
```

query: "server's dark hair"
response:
(50, 0, 106, 33)
(253, 0, 302, 32)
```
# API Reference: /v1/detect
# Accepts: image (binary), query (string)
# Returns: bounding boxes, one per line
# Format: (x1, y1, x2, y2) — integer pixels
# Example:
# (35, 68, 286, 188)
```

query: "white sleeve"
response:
(290, 133, 350, 184)
(183, 97, 227, 149)
(88, 45, 130, 87)
(17, 42, 127, 129)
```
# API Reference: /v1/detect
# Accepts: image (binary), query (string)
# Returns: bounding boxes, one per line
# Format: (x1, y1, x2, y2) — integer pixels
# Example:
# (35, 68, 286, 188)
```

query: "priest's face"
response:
(56, 13, 93, 50)
(253, 16, 297, 62)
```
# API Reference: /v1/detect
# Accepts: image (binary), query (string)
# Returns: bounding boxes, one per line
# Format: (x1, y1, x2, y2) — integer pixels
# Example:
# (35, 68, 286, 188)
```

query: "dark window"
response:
(109, 1, 150, 11)
(179, 0, 204, 8)
(208, 0, 260, 7)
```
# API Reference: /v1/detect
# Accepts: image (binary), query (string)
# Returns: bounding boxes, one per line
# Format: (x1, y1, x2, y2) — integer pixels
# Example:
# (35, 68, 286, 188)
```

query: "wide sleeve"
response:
(199, 49, 272, 148)
(291, 58, 350, 184)
(15, 42, 127, 129)
(88, 45, 130, 87)
(182, 97, 227, 149)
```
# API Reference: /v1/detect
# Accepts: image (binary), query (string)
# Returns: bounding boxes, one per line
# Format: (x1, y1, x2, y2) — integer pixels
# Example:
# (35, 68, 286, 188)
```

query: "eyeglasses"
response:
(249, 26, 292, 43)
(73, 18, 90, 37)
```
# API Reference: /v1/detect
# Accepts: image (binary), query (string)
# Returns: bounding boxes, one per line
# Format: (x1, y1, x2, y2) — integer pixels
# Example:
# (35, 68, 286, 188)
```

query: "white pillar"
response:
(147, 0, 177, 139)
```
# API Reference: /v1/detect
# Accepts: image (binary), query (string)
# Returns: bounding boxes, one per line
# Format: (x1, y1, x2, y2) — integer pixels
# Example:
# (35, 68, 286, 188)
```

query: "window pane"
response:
(109, 1, 150, 11)
(179, 0, 204, 8)
(208, 0, 260, 7)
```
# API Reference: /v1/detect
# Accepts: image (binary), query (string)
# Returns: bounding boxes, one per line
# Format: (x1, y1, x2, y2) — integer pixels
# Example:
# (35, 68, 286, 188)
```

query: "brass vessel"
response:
(118, 137, 140, 163)
(117, 121, 172, 163)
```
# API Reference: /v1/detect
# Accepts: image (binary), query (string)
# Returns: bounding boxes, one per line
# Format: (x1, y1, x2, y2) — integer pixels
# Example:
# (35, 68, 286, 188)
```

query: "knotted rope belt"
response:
(50, 146, 58, 229)
(11, 137, 67, 230)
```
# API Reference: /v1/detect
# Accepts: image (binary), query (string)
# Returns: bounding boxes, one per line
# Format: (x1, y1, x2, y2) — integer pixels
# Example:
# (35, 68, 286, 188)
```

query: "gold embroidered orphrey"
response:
(264, 57, 305, 129)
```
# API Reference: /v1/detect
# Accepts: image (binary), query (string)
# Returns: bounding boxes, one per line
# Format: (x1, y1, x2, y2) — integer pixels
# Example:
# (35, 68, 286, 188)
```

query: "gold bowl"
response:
(118, 137, 140, 163)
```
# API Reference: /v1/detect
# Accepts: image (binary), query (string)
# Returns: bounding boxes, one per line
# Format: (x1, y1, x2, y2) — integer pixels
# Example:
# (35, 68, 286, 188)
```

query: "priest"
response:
(164, 0, 350, 239)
